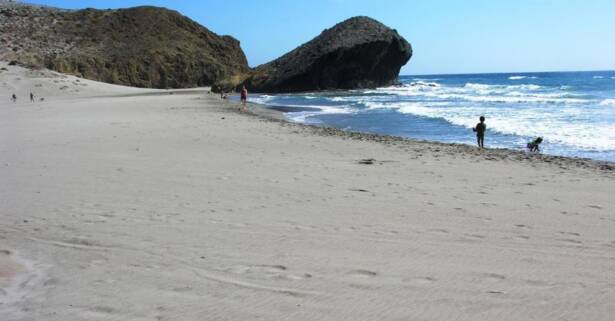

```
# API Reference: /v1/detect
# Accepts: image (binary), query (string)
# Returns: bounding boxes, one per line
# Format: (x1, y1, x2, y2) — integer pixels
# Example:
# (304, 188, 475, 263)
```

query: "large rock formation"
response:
(0, 3, 249, 88)
(241, 16, 412, 93)
(1, 1, 411, 93)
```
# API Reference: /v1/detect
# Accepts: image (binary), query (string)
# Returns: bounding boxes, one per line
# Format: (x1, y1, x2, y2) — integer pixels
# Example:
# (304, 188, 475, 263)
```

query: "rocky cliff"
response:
(1, 1, 411, 92)
(0, 2, 249, 88)
(240, 16, 412, 93)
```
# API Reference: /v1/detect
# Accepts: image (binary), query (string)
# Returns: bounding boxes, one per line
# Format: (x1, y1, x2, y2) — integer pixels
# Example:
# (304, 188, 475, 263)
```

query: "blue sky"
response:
(28, 0, 615, 75)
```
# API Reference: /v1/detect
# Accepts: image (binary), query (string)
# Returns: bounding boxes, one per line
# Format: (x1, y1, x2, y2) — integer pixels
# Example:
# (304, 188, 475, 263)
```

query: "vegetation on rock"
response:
(0, 3, 249, 88)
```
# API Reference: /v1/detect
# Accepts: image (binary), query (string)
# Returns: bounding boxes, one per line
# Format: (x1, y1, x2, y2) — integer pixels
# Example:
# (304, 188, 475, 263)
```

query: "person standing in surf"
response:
(473, 116, 486, 148)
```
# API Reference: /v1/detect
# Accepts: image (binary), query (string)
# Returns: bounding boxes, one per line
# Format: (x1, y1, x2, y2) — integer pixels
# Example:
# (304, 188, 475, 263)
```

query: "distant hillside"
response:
(0, 2, 249, 88)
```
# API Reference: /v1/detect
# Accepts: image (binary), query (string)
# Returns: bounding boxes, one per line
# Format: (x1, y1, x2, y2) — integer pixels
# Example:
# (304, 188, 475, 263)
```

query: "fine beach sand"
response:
(1, 61, 615, 320)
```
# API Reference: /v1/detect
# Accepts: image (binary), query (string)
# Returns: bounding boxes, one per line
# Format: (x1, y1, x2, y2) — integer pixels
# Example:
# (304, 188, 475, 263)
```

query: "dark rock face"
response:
(0, 4, 249, 88)
(242, 16, 412, 93)
(2, 2, 411, 93)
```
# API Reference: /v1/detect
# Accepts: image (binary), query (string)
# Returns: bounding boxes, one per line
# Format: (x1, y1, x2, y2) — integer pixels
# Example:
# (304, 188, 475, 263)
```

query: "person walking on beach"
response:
(11, 93, 17, 103)
(240, 85, 248, 107)
(30, 92, 35, 102)
(473, 116, 486, 148)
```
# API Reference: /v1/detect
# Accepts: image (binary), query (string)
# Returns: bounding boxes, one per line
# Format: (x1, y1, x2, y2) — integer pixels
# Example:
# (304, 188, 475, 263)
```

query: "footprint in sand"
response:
(463, 233, 486, 240)
(347, 269, 378, 278)
(487, 290, 505, 295)
(475, 272, 506, 282)
(558, 238, 583, 245)
(429, 228, 450, 235)
(515, 224, 531, 229)
(405, 276, 437, 285)
(559, 231, 581, 237)
(230, 264, 311, 281)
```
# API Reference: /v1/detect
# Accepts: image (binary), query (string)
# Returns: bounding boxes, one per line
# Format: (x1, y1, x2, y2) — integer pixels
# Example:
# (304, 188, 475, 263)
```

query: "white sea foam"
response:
(509, 76, 537, 80)
(256, 81, 614, 153)
(593, 76, 605, 79)
(251, 95, 275, 105)
(370, 82, 586, 104)
(464, 83, 491, 90)
(389, 101, 615, 151)
(464, 83, 542, 91)
(600, 99, 615, 106)
(285, 104, 353, 123)
(412, 81, 440, 87)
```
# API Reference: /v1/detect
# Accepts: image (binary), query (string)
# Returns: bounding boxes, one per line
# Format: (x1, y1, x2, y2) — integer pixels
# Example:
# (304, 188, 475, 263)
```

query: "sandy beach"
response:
(2, 62, 615, 320)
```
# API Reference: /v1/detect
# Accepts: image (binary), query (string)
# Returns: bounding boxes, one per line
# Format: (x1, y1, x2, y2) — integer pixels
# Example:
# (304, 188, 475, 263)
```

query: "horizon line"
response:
(403, 69, 615, 77)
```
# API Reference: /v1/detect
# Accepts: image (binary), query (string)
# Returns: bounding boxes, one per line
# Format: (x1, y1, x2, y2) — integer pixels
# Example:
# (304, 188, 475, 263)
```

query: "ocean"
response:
(248, 71, 615, 162)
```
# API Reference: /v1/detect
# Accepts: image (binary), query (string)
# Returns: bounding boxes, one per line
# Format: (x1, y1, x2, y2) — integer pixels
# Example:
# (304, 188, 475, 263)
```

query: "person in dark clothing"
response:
(11, 93, 17, 103)
(30, 92, 35, 102)
(473, 116, 486, 148)
(527, 137, 543, 152)
(240, 86, 248, 106)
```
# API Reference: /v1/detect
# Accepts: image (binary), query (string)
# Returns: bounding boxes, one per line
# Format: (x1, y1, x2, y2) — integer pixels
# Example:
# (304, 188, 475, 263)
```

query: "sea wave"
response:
(369, 82, 588, 104)
(600, 99, 615, 106)
(411, 81, 440, 87)
(250, 74, 615, 159)
(284, 104, 353, 123)
(509, 75, 537, 80)
(465, 83, 542, 91)
(386, 102, 615, 151)
(593, 76, 605, 79)
(251, 95, 275, 105)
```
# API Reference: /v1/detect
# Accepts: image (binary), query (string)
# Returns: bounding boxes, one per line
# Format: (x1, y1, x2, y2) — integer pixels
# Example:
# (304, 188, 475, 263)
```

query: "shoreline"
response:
(225, 95, 615, 173)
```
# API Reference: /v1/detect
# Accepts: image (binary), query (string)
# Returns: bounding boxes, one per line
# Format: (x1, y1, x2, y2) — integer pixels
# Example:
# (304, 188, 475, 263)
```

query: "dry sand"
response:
(1, 62, 615, 321)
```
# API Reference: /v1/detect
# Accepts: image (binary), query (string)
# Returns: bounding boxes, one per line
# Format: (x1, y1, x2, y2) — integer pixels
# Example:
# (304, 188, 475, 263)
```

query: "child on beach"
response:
(473, 116, 486, 148)
(11, 93, 17, 103)
(527, 137, 543, 152)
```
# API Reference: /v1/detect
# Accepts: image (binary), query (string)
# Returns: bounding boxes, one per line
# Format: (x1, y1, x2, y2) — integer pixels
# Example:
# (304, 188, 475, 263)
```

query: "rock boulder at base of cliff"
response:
(242, 16, 412, 93)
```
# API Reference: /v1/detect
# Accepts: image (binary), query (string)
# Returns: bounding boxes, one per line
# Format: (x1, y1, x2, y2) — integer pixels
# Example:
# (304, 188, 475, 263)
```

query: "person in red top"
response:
(240, 86, 248, 106)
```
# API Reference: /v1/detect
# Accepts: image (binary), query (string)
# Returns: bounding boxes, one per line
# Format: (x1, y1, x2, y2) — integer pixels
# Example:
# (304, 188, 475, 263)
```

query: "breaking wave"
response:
(249, 71, 615, 160)
(365, 101, 615, 151)
(508, 75, 538, 80)
(600, 99, 615, 106)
